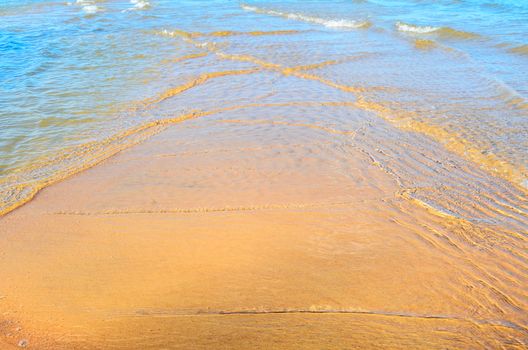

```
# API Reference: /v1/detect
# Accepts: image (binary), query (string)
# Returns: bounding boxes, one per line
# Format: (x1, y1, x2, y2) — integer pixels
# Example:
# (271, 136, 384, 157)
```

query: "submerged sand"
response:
(0, 105, 527, 349)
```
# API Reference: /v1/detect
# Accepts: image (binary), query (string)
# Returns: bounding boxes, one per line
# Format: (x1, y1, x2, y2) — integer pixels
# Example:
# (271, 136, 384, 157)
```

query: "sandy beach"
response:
(1, 0, 528, 348)
(1, 104, 527, 348)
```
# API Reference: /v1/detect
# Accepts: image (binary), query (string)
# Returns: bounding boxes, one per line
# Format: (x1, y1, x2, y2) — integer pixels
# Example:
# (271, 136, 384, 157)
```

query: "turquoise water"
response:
(0, 0, 527, 215)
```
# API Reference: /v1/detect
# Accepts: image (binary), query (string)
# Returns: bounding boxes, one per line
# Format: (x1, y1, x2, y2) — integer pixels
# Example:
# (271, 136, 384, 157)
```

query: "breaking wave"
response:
(241, 4, 371, 29)
(395, 21, 480, 40)
(125, 0, 151, 11)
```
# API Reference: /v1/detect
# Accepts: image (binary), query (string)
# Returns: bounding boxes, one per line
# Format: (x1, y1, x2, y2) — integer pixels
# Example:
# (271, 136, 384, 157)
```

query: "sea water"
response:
(0, 0, 527, 219)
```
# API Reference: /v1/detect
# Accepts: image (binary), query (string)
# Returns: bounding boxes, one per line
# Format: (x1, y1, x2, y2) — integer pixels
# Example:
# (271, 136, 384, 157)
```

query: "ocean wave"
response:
(126, 0, 151, 11)
(82, 5, 99, 14)
(241, 4, 371, 29)
(71, 0, 102, 14)
(396, 22, 438, 34)
(395, 21, 479, 40)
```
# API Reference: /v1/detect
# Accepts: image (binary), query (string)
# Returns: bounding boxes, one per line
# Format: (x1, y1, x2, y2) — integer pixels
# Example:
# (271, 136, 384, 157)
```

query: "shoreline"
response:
(1, 0, 528, 348)
(0, 105, 526, 348)
(2, 46, 527, 219)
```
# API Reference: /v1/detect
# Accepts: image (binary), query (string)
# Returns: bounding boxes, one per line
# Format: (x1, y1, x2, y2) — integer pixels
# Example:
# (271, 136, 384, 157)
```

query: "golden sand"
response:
(0, 27, 527, 349)
(0, 111, 527, 348)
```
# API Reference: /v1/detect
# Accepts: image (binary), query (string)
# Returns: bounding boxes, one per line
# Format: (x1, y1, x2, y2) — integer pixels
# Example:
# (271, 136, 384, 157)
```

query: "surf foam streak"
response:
(395, 21, 480, 39)
(396, 21, 439, 34)
(241, 4, 371, 29)
(82, 5, 98, 14)
(124, 0, 150, 11)
(74, 0, 101, 14)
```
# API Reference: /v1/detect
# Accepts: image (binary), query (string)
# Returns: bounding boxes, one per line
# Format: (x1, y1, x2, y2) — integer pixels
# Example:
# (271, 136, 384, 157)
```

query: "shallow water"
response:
(0, 0, 527, 217)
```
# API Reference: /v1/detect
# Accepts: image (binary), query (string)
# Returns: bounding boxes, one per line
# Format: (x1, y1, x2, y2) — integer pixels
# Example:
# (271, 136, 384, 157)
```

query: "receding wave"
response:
(241, 4, 371, 29)
(395, 21, 480, 40)
(123, 0, 151, 12)
(72, 0, 102, 14)
(396, 22, 438, 34)
(82, 5, 99, 14)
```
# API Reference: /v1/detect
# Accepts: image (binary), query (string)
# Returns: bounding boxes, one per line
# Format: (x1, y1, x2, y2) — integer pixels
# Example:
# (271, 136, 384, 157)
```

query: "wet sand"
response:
(2, 0, 528, 348)
(1, 109, 527, 349)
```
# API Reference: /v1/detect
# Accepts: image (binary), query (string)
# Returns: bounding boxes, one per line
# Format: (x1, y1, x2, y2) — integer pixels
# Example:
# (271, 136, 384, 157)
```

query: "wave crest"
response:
(396, 22, 479, 40)
(396, 21, 438, 34)
(241, 4, 371, 29)
(72, 0, 102, 15)
(130, 0, 150, 10)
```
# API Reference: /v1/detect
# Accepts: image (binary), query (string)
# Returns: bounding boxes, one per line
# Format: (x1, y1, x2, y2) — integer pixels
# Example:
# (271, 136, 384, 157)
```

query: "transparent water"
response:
(0, 0, 527, 214)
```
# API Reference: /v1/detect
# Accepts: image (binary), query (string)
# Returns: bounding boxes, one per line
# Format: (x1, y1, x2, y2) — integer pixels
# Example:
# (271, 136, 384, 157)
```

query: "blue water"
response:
(0, 0, 527, 214)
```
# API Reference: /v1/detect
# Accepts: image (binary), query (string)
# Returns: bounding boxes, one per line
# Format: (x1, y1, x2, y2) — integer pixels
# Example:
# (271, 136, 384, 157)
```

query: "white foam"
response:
(131, 0, 150, 9)
(241, 4, 369, 29)
(122, 0, 151, 12)
(241, 5, 258, 12)
(157, 29, 177, 37)
(395, 21, 439, 34)
(73, 0, 102, 14)
(82, 5, 99, 14)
